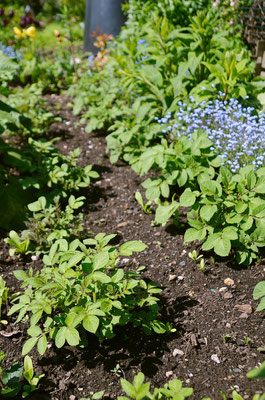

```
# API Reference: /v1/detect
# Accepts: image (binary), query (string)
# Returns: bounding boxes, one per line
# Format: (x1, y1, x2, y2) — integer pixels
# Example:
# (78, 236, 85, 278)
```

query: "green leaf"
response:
(247, 361, 265, 379)
(184, 228, 206, 243)
(37, 334, 48, 356)
(92, 271, 111, 283)
(92, 391, 105, 400)
(22, 337, 38, 356)
(155, 203, 179, 226)
(2, 361, 23, 387)
(28, 197, 46, 212)
(253, 281, 265, 300)
(179, 189, 196, 207)
(13, 270, 28, 281)
(55, 327, 66, 348)
(93, 252, 110, 270)
(120, 379, 136, 398)
(133, 373, 145, 391)
(222, 226, 238, 240)
(202, 233, 221, 251)
(67, 253, 84, 269)
(200, 205, 217, 222)
(140, 65, 163, 87)
(27, 325, 42, 337)
(256, 297, 265, 312)
(83, 315, 100, 333)
(23, 356, 33, 382)
(200, 180, 222, 196)
(119, 241, 147, 256)
(65, 327, 80, 346)
(214, 237, 231, 257)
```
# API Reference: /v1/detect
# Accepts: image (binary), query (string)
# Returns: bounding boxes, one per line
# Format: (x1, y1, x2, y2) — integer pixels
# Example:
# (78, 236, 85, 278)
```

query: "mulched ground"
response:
(0, 94, 265, 400)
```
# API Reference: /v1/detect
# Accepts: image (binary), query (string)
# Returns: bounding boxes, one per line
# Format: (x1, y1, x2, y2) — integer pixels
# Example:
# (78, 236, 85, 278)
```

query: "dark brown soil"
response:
(0, 95, 265, 400)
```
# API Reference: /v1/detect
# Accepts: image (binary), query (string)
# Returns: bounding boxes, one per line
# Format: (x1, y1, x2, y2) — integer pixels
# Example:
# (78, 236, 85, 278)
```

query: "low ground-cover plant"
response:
(0, 352, 44, 398)
(5, 195, 85, 256)
(156, 165, 265, 265)
(8, 235, 173, 356)
(183, 165, 265, 264)
(6, 84, 61, 137)
(21, 138, 99, 195)
(118, 371, 265, 400)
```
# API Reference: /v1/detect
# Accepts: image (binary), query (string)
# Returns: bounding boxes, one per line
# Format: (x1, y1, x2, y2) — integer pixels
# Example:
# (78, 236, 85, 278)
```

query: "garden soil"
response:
(0, 95, 264, 400)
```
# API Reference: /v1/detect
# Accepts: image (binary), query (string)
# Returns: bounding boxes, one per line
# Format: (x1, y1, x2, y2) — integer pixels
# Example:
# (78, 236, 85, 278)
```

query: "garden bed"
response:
(0, 95, 264, 399)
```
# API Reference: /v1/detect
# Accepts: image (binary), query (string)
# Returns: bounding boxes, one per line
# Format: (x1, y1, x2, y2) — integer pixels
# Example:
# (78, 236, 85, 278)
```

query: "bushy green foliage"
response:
(9, 235, 173, 356)
(6, 85, 61, 137)
(5, 195, 85, 255)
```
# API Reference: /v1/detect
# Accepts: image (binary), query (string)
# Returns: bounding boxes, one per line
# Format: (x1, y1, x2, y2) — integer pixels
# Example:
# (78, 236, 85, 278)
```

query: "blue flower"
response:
(137, 39, 146, 45)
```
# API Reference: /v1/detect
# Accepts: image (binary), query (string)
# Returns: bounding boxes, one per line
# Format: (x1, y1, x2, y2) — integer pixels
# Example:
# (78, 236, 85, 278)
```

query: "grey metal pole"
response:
(84, 0, 124, 53)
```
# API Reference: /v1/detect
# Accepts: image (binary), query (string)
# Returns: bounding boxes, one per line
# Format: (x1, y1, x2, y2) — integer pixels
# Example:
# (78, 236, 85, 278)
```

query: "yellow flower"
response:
(14, 27, 25, 39)
(25, 26, 36, 39)
(54, 29, 60, 37)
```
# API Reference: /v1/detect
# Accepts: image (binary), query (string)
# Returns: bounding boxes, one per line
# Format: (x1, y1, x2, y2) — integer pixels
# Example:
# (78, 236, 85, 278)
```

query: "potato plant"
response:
(8, 234, 173, 356)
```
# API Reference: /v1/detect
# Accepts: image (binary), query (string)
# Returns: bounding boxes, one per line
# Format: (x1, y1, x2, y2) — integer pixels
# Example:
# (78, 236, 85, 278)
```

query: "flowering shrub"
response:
(156, 97, 265, 173)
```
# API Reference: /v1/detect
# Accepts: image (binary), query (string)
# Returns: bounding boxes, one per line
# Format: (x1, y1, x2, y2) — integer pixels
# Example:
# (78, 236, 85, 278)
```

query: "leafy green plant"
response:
(7, 84, 61, 137)
(24, 138, 99, 195)
(5, 195, 85, 255)
(0, 277, 9, 325)
(183, 165, 265, 265)
(188, 250, 205, 272)
(119, 372, 193, 400)
(22, 356, 45, 398)
(253, 281, 265, 311)
(118, 371, 265, 400)
(4, 231, 31, 256)
(8, 235, 173, 356)
(0, 353, 44, 398)
(135, 192, 152, 214)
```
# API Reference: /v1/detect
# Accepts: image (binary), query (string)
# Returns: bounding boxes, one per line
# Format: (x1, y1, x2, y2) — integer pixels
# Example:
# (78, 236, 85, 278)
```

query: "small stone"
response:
(117, 222, 128, 228)
(69, 396, 76, 400)
(178, 275, 184, 281)
(166, 371, 173, 377)
(169, 274, 177, 281)
(239, 312, 249, 319)
(226, 323, 231, 329)
(59, 380, 66, 390)
(234, 304, 253, 314)
(233, 368, 241, 374)
(179, 261, 186, 267)
(219, 287, 228, 293)
(121, 258, 130, 264)
(223, 292, 233, 300)
(31, 255, 38, 261)
(190, 334, 197, 347)
(211, 354, 221, 364)
(224, 278, 234, 286)
(173, 349, 184, 357)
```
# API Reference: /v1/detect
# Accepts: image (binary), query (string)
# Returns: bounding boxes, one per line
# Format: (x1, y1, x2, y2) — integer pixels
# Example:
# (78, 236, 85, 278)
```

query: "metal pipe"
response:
(84, 0, 124, 53)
